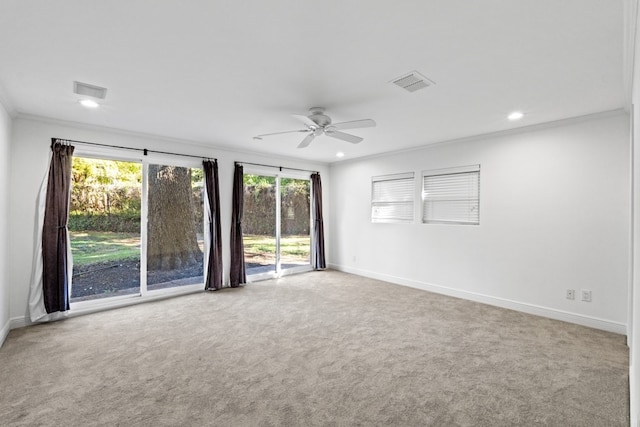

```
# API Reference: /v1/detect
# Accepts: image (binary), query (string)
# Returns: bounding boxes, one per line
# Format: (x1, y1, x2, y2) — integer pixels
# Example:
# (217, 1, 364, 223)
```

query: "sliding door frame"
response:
(69, 146, 205, 312)
(243, 166, 313, 282)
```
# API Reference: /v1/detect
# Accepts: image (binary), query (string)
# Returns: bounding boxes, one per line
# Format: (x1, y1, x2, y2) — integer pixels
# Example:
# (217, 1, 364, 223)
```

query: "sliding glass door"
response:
(242, 175, 277, 275)
(280, 178, 311, 270)
(69, 157, 142, 302)
(69, 153, 205, 304)
(243, 172, 311, 279)
(146, 163, 204, 291)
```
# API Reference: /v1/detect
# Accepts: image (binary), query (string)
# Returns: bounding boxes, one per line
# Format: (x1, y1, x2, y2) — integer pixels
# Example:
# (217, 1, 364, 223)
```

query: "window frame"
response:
(371, 172, 415, 224)
(421, 165, 480, 226)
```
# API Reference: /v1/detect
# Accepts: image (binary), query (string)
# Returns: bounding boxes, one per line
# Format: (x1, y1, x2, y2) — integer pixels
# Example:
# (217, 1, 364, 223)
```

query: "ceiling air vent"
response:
(391, 71, 434, 93)
(73, 81, 108, 99)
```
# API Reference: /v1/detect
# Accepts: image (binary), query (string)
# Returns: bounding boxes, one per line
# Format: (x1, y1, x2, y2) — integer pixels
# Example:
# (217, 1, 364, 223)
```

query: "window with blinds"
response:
(371, 172, 415, 223)
(422, 165, 480, 225)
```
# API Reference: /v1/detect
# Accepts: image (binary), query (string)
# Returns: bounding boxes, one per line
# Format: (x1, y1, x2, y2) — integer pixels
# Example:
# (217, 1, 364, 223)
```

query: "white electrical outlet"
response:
(581, 289, 592, 302)
(566, 289, 575, 300)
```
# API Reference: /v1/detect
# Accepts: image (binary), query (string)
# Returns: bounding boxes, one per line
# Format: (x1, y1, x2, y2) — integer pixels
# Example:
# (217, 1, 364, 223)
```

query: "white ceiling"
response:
(0, 1, 626, 163)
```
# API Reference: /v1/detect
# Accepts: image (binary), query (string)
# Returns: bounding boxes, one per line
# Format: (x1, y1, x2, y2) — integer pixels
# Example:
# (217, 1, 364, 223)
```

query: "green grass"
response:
(280, 236, 311, 256)
(70, 231, 140, 266)
(243, 234, 310, 262)
(70, 232, 308, 267)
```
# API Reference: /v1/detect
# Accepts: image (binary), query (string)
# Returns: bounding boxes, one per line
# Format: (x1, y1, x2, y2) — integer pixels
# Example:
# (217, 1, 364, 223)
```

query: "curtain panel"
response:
(28, 142, 75, 322)
(311, 173, 326, 270)
(203, 160, 223, 290)
(229, 163, 246, 287)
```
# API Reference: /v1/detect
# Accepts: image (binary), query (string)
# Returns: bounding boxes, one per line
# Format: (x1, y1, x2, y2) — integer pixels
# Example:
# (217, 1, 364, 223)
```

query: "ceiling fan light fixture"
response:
(259, 108, 376, 148)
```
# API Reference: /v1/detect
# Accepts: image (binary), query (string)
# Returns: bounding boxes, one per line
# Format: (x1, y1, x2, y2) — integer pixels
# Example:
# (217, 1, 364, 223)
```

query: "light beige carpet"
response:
(0, 270, 629, 426)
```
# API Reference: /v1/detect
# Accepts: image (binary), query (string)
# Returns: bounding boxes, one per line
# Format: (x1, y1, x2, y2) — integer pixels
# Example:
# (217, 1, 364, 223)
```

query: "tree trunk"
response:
(147, 165, 202, 270)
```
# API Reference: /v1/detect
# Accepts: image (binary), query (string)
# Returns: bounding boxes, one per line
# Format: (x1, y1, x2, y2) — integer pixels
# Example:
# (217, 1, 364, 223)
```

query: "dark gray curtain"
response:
(203, 160, 223, 291)
(42, 142, 75, 313)
(230, 163, 246, 286)
(311, 173, 326, 270)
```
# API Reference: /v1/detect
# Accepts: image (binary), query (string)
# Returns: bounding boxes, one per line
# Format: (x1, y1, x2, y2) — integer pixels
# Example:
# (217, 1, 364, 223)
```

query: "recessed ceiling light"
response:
(508, 111, 524, 121)
(336, 152, 345, 158)
(80, 99, 99, 108)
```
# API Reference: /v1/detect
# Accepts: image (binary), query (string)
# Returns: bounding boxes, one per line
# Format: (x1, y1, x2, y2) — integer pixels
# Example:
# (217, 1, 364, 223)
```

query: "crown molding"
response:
(330, 109, 628, 167)
(14, 112, 329, 169)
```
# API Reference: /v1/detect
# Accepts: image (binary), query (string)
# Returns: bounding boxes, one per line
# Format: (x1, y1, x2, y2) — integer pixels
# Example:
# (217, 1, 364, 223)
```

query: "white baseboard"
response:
(10, 315, 29, 330)
(329, 263, 627, 335)
(0, 317, 10, 349)
(631, 364, 638, 427)
(6, 286, 204, 333)
(6, 267, 627, 338)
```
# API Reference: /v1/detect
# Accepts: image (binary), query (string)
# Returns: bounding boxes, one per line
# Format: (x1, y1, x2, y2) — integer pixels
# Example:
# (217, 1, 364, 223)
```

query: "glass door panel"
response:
(280, 178, 311, 269)
(146, 164, 204, 290)
(242, 174, 277, 275)
(69, 157, 142, 302)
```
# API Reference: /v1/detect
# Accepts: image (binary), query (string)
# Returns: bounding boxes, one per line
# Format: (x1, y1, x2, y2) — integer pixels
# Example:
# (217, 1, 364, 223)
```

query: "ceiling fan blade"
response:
(297, 133, 316, 148)
(325, 129, 364, 144)
(330, 119, 376, 131)
(293, 114, 319, 129)
(253, 129, 309, 140)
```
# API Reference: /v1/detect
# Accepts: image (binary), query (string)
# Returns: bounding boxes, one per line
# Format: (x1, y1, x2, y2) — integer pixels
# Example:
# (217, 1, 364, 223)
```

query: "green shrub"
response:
(242, 182, 310, 235)
(69, 213, 140, 233)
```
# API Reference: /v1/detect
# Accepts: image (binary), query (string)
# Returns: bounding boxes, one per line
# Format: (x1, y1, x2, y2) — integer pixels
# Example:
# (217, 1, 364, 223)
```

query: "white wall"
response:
(629, 0, 640, 424)
(330, 112, 630, 333)
(7, 116, 330, 326)
(631, 103, 639, 426)
(0, 102, 12, 347)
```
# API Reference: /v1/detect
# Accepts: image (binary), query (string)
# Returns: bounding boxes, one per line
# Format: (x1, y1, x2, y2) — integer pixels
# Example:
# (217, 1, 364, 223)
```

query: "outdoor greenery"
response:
(70, 232, 309, 267)
(243, 234, 310, 263)
(69, 158, 204, 233)
(69, 163, 311, 293)
(70, 158, 142, 232)
(70, 231, 140, 266)
(242, 175, 310, 235)
(69, 212, 140, 233)
(243, 174, 275, 188)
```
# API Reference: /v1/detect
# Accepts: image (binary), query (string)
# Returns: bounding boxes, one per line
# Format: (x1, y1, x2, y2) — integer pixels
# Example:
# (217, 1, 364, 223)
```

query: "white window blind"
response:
(371, 172, 414, 223)
(422, 165, 480, 225)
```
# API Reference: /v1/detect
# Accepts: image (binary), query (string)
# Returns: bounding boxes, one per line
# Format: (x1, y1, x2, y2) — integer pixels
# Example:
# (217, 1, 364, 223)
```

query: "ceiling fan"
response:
(253, 107, 376, 148)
